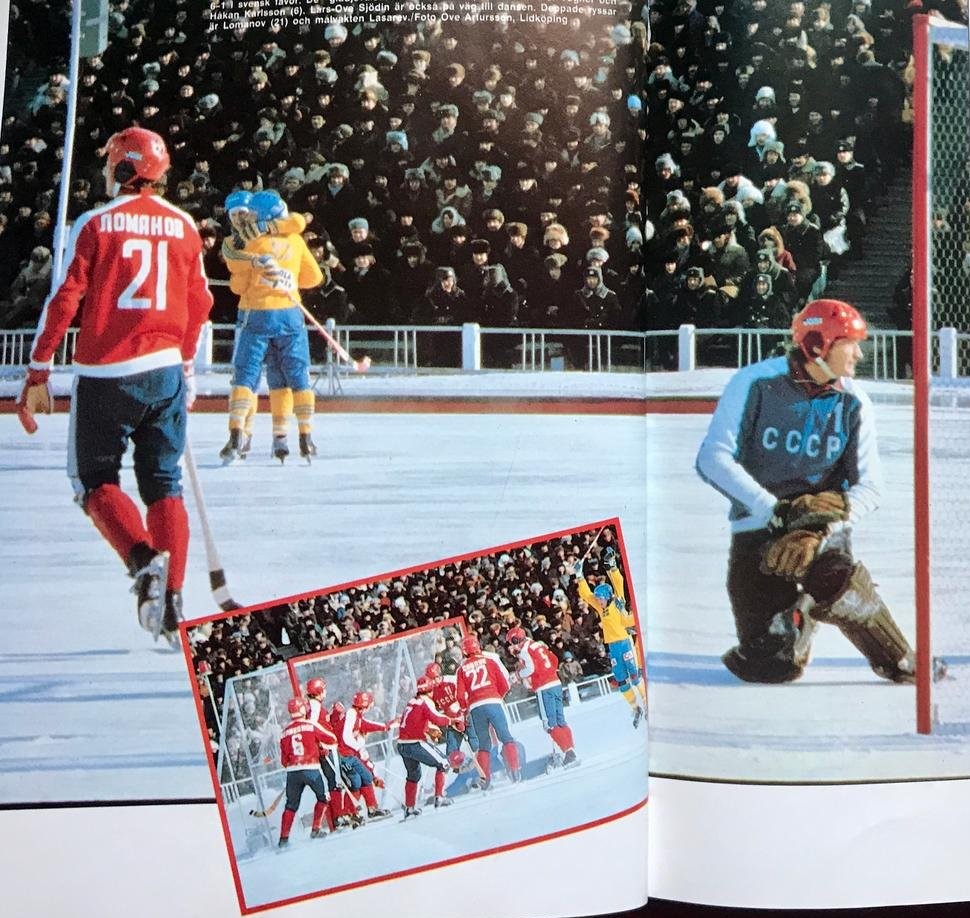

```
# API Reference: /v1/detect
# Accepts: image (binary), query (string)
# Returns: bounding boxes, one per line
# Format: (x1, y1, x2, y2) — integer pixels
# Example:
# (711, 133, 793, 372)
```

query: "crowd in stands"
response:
(641, 0, 967, 366)
(1, 0, 648, 340)
(189, 525, 629, 738)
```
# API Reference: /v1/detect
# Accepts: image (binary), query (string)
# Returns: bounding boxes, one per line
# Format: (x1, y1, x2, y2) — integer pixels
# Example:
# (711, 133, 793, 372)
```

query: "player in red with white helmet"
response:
(507, 627, 578, 769)
(17, 127, 213, 648)
(303, 676, 348, 829)
(331, 690, 394, 819)
(277, 696, 337, 847)
(397, 675, 455, 817)
(454, 633, 522, 787)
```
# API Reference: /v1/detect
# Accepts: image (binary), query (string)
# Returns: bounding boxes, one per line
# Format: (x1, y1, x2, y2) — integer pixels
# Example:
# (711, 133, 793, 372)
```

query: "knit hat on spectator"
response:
(763, 139, 786, 161)
(324, 23, 348, 41)
(627, 95, 643, 112)
(814, 161, 836, 178)
(626, 227, 644, 247)
(589, 111, 611, 127)
(544, 223, 570, 246)
(755, 86, 776, 102)
(386, 131, 408, 150)
(405, 167, 424, 182)
(506, 222, 528, 239)
(473, 90, 494, 105)
(328, 162, 350, 179)
(437, 103, 459, 120)
(377, 50, 398, 67)
(544, 253, 568, 270)
(586, 247, 609, 263)
(437, 266, 457, 281)
(525, 112, 544, 126)
(348, 217, 369, 231)
(560, 49, 580, 64)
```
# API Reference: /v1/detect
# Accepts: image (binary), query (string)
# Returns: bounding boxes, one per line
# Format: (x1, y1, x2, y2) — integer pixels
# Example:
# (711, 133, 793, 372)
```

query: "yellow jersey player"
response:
(220, 189, 323, 463)
(572, 547, 646, 727)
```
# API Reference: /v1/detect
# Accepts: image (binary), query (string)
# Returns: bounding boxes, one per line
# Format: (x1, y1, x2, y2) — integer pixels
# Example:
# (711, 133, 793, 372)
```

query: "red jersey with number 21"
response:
(29, 190, 213, 377)
(456, 653, 511, 712)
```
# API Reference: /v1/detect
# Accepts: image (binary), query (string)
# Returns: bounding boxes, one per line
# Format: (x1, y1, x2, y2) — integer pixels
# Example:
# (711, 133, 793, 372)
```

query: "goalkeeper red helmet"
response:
(105, 127, 170, 192)
(352, 690, 373, 710)
(792, 299, 867, 359)
(287, 697, 307, 718)
(460, 634, 482, 658)
(306, 677, 326, 697)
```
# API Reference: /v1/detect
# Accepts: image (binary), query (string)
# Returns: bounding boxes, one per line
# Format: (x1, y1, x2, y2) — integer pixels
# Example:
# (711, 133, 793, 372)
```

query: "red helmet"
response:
(416, 675, 435, 694)
(506, 626, 527, 647)
(792, 299, 867, 359)
(287, 696, 307, 718)
(331, 701, 345, 718)
(105, 127, 170, 191)
(352, 690, 373, 710)
(424, 662, 443, 682)
(306, 677, 326, 698)
(460, 634, 482, 658)
(447, 749, 465, 769)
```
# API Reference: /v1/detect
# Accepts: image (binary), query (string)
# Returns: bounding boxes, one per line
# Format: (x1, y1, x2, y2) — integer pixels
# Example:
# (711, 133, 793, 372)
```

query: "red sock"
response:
(279, 808, 295, 841)
(502, 742, 520, 772)
(146, 496, 189, 590)
(323, 803, 335, 831)
(312, 801, 327, 831)
(434, 770, 445, 796)
(362, 784, 377, 809)
(84, 484, 150, 564)
(551, 726, 574, 752)
(405, 780, 418, 807)
(476, 750, 491, 780)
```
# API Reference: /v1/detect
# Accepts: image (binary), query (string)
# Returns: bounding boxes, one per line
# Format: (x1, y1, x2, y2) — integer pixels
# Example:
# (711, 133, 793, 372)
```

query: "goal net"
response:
(289, 617, 467, 807)
(214, 617, 467, 857)
(913, 15, 970, 734)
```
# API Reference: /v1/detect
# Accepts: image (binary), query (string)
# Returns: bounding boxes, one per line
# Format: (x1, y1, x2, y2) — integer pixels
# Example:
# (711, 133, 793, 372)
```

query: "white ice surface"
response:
(235, 695, 647, 911)
(0, 374, 647, 801)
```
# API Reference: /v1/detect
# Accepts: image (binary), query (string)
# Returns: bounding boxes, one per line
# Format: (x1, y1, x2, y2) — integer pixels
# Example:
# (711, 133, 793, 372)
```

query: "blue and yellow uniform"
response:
(224, 210, 323, 442)
(576, 552, 646, 723)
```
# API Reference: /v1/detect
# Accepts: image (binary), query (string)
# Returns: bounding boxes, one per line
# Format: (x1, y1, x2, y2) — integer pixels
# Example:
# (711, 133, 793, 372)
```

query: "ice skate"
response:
(272, 435, 290, 464)
(219, 429, 243, 464)
(299, 433, 317, 462)
(632, 707, 643, 729)
(239, 433, 253, 459)
(309, 828, 326, 839)
(563, 749, 579, 768)
(545, 752, 563, 774)
(278, 836, 289, 848)
(160, 589, 183, 649)
(402, 806, 422, 821)
(433, 796, 452, 808)
(128, 545, 170, 641)
(367, 806, 391, 818)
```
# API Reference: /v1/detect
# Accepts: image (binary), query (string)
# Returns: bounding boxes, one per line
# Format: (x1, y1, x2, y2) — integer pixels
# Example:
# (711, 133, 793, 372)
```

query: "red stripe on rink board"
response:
(2, 395, 718, 416)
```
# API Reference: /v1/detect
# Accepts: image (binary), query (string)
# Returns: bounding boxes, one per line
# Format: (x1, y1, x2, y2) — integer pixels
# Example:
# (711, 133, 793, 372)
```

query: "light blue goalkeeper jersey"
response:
(695, 355, 882, 533)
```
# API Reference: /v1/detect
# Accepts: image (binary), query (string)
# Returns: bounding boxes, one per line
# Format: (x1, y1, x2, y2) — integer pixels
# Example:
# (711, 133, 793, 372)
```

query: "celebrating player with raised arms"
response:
(277, 696, 336, 847)
(572, 548, 646, 727)
(220, 189, 323, 463)
(397, 675, 455, 817)
(507, 627, 578, 769)
(695, 299, 915, 684)
(17, 127, 213, 646)
(454, 633, 522, 786)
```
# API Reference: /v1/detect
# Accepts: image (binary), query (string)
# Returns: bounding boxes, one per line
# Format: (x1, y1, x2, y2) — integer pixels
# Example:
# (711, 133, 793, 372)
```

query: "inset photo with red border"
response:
(179, 519, 648, 913)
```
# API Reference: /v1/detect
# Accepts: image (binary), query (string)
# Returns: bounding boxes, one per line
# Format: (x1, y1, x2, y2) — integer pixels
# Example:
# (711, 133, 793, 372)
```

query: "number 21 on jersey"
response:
(119, 239, 168, 310)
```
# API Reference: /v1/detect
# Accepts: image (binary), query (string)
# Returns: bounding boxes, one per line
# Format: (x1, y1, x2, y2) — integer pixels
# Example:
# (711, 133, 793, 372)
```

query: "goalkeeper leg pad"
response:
(810, 562, 915, 684)
(722, 602, 817, 684)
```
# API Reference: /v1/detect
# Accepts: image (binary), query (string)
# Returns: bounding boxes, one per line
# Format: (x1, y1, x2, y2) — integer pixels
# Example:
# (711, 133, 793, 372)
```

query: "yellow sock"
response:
(229, 386, 256, 432)
(622, 687, 641, 713)
(269, 388, 294, 437)
(293, 389, 315, 435)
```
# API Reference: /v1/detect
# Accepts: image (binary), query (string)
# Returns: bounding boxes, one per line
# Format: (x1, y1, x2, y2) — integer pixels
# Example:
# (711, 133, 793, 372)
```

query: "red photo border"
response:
(177, 516, 647, 914)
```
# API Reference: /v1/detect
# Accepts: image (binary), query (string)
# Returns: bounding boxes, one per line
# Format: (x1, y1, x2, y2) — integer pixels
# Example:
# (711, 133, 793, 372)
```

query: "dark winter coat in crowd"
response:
(477, 264, 519, 326)
(416, 273, 467, 325)
(732, 273, 791, 328)
(343, 262, 394, 323)
(572, 268, 621, 329)
(782, 217, 828, 298)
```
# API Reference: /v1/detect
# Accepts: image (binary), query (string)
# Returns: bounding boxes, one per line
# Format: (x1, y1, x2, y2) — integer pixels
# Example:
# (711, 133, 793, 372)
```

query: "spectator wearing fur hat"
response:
(479, 208, 507, 253)
(503, 221, 540, 300)
(526, 253, 571, 326)
(506, 164, 545, 230)
(435, 163, 473, 219)
(398, 167, 437, 231)
(702, 216, 751, 298)
(721, 200, 759, 260)
(541, 222, 571, 265)
(733, 270, 791, 331)
(415, 266, 465, 327)
(460, 238, 497, 306)
(343, 241, 394, 323)
(573, 266, 621, 332)
(479, 263, 519, 330)
(781, 202, 827, 301)
(584, 111, 613, 153)
(392, 240, 435, 323)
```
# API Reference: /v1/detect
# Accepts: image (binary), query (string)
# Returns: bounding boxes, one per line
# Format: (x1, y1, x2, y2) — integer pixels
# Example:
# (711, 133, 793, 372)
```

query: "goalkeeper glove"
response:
(17, 367, 52, 434)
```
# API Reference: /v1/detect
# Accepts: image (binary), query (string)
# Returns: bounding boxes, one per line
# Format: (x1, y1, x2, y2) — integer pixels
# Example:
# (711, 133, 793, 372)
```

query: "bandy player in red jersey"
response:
(278, 696, 336, 847)
(16, 127, 213, 647)
(425, 661, 480, 762)
(455, 633, 522, 787)
(303, 677, 349, 828)
(507, 627, 578, 770)
(330, 691, 393, 819)
(397, 675, 455, 817)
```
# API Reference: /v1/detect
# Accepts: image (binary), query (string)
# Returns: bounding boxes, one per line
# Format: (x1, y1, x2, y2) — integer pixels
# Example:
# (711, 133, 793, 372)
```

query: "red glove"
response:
(17, 367, 52, 434)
